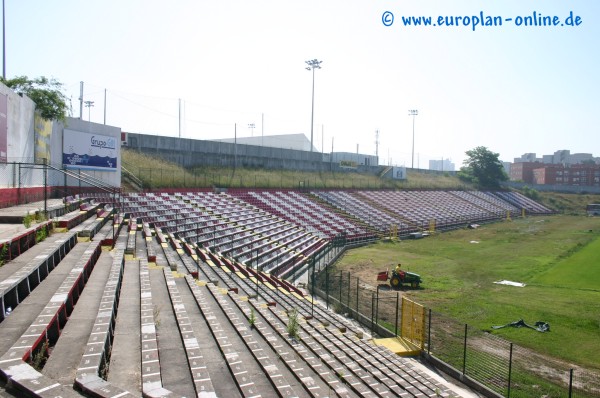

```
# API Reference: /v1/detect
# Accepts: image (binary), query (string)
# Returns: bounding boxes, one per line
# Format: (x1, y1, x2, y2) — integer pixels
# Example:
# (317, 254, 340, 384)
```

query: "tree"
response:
(458, 146, 508, 188)
(0, 76, 70, 122)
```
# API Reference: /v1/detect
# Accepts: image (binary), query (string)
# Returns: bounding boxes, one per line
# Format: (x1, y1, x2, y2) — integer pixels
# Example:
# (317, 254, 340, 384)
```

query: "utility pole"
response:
(84, 100, 94, 122)
(178, 98, 182, 138)
(79, 82, 84, 120)
(103, 89, 107, 125)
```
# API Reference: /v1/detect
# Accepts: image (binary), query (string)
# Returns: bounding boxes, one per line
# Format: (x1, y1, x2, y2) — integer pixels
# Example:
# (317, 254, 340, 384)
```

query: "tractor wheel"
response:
(411, 281, 419, 288)
(390, 275, 402, 290)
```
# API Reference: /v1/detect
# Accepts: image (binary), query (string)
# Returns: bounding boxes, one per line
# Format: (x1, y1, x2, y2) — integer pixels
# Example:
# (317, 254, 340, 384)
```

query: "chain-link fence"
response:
(311, 267, 600, 398)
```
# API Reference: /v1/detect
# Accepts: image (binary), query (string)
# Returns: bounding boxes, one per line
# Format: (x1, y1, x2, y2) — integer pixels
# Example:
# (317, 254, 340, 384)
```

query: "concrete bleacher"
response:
(0, 188, 558, 397)
(0, 241, 101, 398)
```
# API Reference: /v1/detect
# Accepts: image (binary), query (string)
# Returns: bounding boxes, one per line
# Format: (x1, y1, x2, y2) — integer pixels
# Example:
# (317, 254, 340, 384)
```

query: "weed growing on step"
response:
(23, 212, 33, 228)
(154, 305, 161, 328)
(36, 227, 48, 243)
(287, 308, 299, 338)
(0, 244, 8, 267)
(249, 308, 256, 328)
(31, 339, 49, 371)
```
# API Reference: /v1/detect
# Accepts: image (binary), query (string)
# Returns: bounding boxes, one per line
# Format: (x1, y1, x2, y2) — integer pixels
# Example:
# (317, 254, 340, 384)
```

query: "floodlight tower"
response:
(408, 109, 418, 169)
(305, 59, 322, 153)
(85, 101, 95, 122)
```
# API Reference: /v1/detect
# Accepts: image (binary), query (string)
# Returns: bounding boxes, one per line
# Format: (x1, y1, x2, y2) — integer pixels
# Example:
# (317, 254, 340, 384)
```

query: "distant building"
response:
(512, 149, 600, 186)
(515, 150, 597, 166)
(331, 152, 379, 167)
(532, 164, 600, 186)
(213, 133, 316, 152)
(429, 159, 455, 172)
(509, 162, 542, 183)
(514, 153, 540, 163)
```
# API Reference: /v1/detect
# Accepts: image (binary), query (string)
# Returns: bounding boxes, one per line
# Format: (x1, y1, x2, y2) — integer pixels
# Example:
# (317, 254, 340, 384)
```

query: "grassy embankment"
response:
(121, 148, 469, 190)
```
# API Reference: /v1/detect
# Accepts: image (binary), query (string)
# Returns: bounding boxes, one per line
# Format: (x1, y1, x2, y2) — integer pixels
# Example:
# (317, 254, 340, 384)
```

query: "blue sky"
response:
(6, 0, 600, 168)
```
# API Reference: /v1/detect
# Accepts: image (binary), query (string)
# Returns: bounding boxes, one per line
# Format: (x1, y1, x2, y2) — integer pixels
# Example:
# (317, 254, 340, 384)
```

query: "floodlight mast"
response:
(408, 109, 418, 169)
(306, 59, 322, 153)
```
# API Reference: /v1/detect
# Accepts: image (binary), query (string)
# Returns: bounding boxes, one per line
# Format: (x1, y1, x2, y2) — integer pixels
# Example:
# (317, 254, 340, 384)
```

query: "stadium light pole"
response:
(306, 59, 322, 153)
(248, 123, 255, 137)
(85, 100, 94, 122)
(408, 109, 418, 169)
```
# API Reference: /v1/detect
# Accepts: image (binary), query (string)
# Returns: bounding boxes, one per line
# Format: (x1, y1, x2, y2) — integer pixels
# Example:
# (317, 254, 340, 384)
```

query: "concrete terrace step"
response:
(184, 277, 276, 397)
(147, 264, 195, 397)
(106, 259, 141, 394)
(268, 307, 381, 397)
(177, 274, 240, 398)
(41, 249, 115, 387)
(162, 269, 217, 398)
(0, 241, 101, 398)
(201, 278, 314, 398)
(0, 221, 53, 262)
(138, 259, 179, 398)
(0, 231, 78, 322)
(241, 300, 356, 397)
(0, 241, 94, 357)
(217, 279, 342, 398)
(74, 231, 138, 398)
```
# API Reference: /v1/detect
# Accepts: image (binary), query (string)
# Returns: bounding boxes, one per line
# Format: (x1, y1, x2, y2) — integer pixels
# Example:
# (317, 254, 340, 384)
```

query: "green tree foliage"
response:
(458, 146, 508, 188)
(0, 76, 69, 121)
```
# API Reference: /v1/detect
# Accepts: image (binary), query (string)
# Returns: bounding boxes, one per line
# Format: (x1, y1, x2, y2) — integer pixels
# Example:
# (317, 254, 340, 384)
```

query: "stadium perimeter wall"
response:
(0, 80, 121, 207)
(124, 132, 387, 174)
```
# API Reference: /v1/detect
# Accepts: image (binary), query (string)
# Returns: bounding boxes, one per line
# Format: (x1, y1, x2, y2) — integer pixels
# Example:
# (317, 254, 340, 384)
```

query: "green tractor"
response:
(377, 265, 422, 289)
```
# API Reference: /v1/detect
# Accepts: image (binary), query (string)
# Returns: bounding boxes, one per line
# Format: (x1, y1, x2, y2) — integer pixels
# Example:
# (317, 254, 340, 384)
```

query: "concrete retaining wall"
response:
(124, 132, 385, 174)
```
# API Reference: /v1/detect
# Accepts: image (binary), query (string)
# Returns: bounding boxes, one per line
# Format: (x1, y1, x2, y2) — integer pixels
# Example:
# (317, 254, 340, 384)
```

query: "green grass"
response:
(122, 148, 471, 190)
(333, 215, 600, 370)
(531, 234, 600, 289)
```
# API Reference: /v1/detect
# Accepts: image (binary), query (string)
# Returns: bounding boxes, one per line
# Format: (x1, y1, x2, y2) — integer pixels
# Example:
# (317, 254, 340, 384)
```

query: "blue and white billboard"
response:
(62, 129, 117, 171)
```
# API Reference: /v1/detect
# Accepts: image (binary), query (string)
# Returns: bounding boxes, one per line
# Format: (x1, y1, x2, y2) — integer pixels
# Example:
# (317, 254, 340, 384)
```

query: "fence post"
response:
(375, 286, 379, 327)
(325, 263, 329, 309)
(347, 272, 351, 307)
(395, 292, 399, 337)
(427, 309, 432, 354)
(339, 270, 343, 306)
(371, 293, 375, 333)
(43, 159, 48, 217)
(462, 324, 468, 375)
(568, 368, 574, 398)
(507, 343, 513, 398)
(356, 277, 359, 319)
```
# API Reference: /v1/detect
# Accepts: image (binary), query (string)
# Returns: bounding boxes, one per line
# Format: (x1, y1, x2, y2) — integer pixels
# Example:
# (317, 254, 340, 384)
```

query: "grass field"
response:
(332, 215, 600, 370)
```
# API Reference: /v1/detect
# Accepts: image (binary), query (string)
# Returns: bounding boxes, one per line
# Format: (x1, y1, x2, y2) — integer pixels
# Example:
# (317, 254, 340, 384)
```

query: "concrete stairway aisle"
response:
(41, 249, 115, 387)
(148, 266, 195, 397)
(107, 258, 142, 394)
